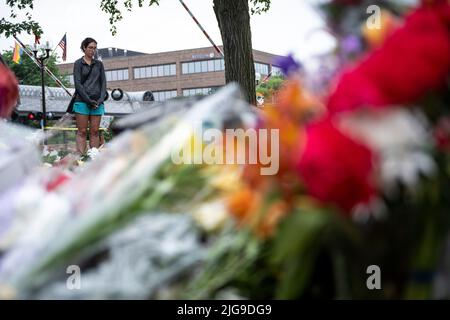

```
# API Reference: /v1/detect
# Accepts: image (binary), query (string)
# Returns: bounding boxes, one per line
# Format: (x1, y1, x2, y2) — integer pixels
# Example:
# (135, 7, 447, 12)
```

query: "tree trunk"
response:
(213, 0, 256, 105)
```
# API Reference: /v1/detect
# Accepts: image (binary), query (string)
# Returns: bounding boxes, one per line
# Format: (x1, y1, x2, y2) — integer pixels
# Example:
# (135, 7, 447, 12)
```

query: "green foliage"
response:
(183, 227, 263, 299)
(184, 206, 363, 300)
(102, 128, 114, 143)
(258, 75, 284, 90)
(256, 75, 285, 97)
(100, 0, 160, 35)
(0, 0, 42, 37)
(249, 0, 271, 15)
(2, 0, 271, 37)
(1, 49, 70, 87)
(98, 0, 270, 35)
(269, 210, 330, 299)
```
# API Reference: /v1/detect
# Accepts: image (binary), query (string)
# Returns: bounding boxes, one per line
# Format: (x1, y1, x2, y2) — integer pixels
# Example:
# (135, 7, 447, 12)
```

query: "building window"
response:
(181, 58, 225, 74)
(67, 74, 74, 86)
(271, 65, 284, 76)
(153, 90, 177, 102)
(133, 63, 176, 79)
(201, 61, 208, 72)
(254, 62, 269, 75)
(164, 64, 170, 76)
(188, 62, 195, 74)
(214, 59, 221, 71)
(105, 68, 129, 82)
(151, 66, 158, 77)
(182, 87, 219, 97)
(208, 60, 214, 71)
(194, 61, 201, 73)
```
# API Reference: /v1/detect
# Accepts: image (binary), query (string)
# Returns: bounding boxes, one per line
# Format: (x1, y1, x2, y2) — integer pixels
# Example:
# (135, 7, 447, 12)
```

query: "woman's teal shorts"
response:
(73, 102, 105, 116)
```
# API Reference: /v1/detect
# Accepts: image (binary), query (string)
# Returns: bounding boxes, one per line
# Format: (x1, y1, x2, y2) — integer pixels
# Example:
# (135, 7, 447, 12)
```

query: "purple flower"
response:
(273, 53, 302, 76)
(341, 35, 362, 55)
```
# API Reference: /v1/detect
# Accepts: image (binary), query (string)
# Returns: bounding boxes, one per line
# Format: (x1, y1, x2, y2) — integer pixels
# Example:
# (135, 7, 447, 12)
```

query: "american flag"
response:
(58, 33, 67, 62)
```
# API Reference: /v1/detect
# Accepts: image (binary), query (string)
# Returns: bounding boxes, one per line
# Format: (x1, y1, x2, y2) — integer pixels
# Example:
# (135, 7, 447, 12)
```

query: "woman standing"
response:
(73, 37, 107, 155)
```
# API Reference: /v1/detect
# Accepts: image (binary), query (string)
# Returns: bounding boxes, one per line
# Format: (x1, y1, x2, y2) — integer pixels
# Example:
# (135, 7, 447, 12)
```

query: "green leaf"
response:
(2, 49, 70, 86)
(270, 209, 330, 299)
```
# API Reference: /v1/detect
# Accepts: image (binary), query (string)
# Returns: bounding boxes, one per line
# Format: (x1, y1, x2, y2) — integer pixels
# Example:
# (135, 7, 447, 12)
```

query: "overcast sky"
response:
(0, 0, 336, 65)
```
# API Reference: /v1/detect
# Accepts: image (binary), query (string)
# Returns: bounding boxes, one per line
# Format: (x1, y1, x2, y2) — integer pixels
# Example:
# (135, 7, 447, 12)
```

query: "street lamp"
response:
(31, 41, 51, 130)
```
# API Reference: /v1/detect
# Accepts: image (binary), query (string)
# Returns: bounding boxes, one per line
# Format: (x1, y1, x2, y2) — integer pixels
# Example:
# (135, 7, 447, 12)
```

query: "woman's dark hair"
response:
(80, 37, 97, 52)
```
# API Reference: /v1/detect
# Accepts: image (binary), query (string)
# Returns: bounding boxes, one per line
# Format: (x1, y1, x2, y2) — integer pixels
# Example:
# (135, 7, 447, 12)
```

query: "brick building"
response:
(57, 46, 284, 102)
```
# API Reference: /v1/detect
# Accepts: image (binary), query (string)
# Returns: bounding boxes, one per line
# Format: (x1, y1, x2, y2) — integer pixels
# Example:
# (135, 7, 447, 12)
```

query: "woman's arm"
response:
(97, 62, 107, 105)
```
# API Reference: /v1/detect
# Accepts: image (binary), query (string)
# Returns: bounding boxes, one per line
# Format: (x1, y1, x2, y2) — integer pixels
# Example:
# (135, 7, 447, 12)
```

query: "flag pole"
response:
(13, 34, 73, 97)
(178, 0, 224, 57)
(261, 71, 272, 84)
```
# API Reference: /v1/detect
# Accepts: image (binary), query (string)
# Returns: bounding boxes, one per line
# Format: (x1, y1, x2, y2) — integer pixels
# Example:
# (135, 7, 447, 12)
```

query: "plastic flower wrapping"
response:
(0, 0, 450, 300)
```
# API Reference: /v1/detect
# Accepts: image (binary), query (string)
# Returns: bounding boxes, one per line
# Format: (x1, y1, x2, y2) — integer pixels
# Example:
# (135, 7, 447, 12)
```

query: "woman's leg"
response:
(89, 115, 101, 148)
(76, 113, 89, 155)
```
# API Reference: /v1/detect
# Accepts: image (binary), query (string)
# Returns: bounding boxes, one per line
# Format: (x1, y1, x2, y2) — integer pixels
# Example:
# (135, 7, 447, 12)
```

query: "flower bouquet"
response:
(0, 84, 256, 297)
(182, 0, 450, 300)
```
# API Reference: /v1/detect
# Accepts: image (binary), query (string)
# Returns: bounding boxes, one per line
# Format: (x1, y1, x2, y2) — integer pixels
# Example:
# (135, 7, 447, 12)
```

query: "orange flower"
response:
(226, 186, 262, 226)
(225, 185, 289, 238)
(276, 80, 324, 122)
(254, 200, 289, 238)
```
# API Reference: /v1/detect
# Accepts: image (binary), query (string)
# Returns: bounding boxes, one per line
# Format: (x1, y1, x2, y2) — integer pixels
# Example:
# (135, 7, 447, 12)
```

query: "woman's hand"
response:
(89, 100, 98, 109)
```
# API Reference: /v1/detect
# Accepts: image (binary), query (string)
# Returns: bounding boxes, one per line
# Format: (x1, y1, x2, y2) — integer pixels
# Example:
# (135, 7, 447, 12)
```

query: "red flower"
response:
(434, 117, 450, 153)
(328, 1, 450, 113)
(0, 63, 19, 118)
(46, 173, 71, 192)
(296, 118, 377, 214)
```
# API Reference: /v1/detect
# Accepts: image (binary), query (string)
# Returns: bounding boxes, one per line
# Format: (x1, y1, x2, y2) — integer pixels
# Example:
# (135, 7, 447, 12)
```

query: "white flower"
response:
(192, 200, 228, 232)
(87, 148, 100, 160)
(42, 146, 50, 157)
(49, 150, 58, 157)
(352, 197, 387, 223)
(338, 107, 436, 195)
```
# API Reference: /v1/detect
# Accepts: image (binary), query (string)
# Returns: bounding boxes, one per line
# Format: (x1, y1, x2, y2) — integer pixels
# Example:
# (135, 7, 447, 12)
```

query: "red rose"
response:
(0, 63, 19, 118)
(296, 118, 377, 214)
(328, 1, 450, 113)
(434, 117, 450, 153)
